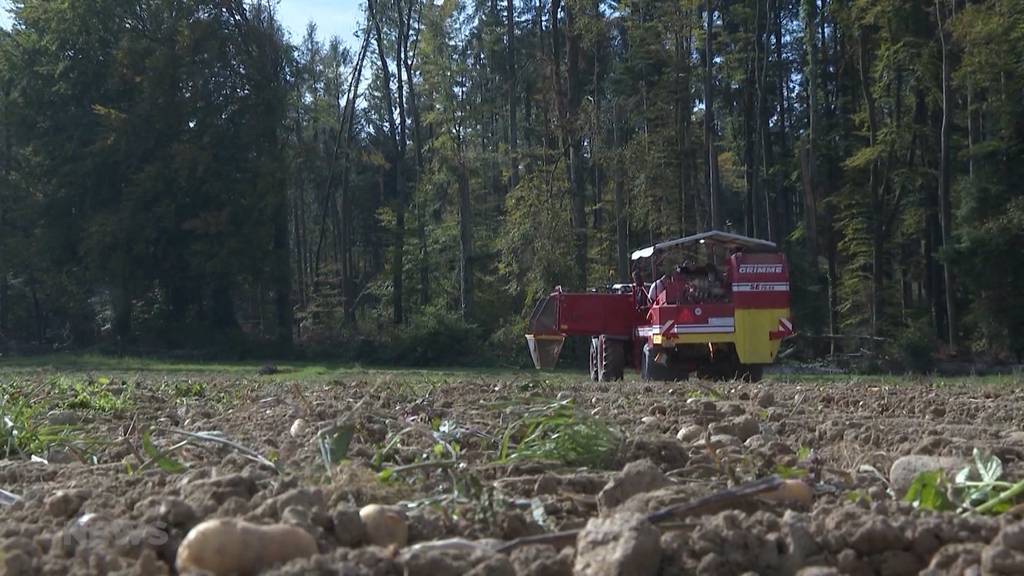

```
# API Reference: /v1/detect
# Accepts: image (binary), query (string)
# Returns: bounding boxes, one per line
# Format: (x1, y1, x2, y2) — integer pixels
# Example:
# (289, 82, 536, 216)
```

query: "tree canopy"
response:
(1, 0, 1021, 365)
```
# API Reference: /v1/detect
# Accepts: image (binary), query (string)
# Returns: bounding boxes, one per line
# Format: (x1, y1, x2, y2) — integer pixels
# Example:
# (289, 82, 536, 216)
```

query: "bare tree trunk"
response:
(0, 79, 9, 335)
(273, 184, 294, 348)
(757, 0, 775, 241)
(743, 62, 757, 237)
(31, 284, 43, 344)
(774, 0, 792, 234)
(936, 0, 957, 349)
(922, 82, 944, 338)
(339, 30, 369, 322)
(290, 96, 307, 310)
(370, 0, 410, 324)
(592, 42, 602, 231)
(292, 184, 305, 308)
(675, 18, 693, 237)
(566, 2, 588, 289)
(506, 0, 519, 192)
(614, 101, 629, 281)
(704, 0, 720, 229)
(857, 30, 884, 338)
(457, 153, 473, 319)
(801, 0, 819, 259)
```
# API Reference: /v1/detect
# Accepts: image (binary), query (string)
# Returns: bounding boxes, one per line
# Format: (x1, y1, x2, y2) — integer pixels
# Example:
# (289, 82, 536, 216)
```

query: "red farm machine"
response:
(526, 231, 794, 381)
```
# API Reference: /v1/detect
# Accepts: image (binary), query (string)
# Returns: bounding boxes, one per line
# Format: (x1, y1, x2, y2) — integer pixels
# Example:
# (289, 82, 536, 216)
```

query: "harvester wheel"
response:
(738, 364, 764, 383)
(641, 345, 686, 382)
(695, 362, 728, 381)
(598, 337, 625, 381)
(589, 338, 599, 381)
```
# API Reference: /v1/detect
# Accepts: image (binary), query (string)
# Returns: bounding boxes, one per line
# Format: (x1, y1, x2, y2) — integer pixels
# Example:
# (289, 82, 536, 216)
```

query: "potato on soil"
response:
(759, 480, 813, 507)
(289, 418, 308, 437)
(175, 518, 317, 575)
(359, 504, 409, 548)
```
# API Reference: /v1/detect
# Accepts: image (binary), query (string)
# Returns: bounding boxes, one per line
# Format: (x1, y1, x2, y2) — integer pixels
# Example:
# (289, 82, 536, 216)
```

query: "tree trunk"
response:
(801, 0, 819, 260)
(758, 0, 775, 241)
(31, 284, 43, 344)
(614, 101, 629, 282)
(936, 0, 957, 350)
(743, 62, 756, 237)
(857, 30, 883, 338)
(506, 0, 519, 191)
(774, 0, 791, 234)
(0, 79, 8, 335)
(457, 154, 473, 319)
(290, 93, 306, 309)
(273, 187, 294, 348)
(676, 20, 693, 237)
(566, 2, 588, 289)
(704, 0, 720, 229)
(370, 0, 409, 324)
(292, 183, 305, 308)
(340, 29, 370, 322)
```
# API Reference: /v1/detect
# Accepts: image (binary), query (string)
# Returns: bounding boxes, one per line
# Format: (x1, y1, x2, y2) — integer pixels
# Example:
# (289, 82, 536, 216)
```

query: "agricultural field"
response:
(3, 358, 1024, 575)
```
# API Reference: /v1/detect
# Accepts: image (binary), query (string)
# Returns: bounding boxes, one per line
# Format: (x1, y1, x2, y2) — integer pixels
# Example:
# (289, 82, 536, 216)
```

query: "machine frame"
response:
(526, 231, 794, 381)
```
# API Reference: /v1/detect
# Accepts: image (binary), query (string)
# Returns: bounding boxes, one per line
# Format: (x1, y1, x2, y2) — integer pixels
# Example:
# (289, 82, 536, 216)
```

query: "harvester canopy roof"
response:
(630, 230, 777, 261)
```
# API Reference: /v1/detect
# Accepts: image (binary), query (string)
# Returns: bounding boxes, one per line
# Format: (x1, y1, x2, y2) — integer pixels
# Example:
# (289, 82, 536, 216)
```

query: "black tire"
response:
(641, 345, 687, 382)
(589, 338, 599, 381)
(695, 363, 725, 381)
(739, 364, 764, 383)
(598, 337, 625, 381)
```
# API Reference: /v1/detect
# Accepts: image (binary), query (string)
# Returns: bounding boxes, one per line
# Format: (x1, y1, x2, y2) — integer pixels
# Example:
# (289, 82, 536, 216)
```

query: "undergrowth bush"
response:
(388, 307, 483, 366)
(892, 319, 936, 374)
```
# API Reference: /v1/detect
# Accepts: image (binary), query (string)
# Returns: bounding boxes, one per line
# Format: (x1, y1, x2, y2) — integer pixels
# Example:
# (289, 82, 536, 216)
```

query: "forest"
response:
(0, 0, 1022, 366)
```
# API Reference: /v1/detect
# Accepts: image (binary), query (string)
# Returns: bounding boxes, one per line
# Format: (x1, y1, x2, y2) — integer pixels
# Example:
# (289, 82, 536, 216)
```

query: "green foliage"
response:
(317, 424, 355, 471)
(891, 318, 936, 373)
(903, 470, 953, 511)
(498, 171, 575, 302)
(903, 450, 1024, 515)
(387, 307, 484, 366)
(1, 0, 293, 350)
(0, 380, 106, 459)
(501, 400, 622, 469)
(1, 0, 1023, 367)
(952, 196, 1024, 360)
(784, 232, 828, 336)
(142, 430, 186, 474)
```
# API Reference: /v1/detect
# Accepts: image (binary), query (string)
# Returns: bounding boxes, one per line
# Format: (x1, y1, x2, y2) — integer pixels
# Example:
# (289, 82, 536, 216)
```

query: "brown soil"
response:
(3, 368, 1024, 575)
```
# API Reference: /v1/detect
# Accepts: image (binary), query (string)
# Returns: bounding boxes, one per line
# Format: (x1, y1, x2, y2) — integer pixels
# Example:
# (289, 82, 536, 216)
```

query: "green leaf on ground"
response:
(904, 470, 953, 511)
(141, 431, 185, 474)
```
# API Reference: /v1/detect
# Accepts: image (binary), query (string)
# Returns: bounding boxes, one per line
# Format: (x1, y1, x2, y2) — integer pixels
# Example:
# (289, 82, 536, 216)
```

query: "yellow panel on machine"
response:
(651, 307, 789, 364)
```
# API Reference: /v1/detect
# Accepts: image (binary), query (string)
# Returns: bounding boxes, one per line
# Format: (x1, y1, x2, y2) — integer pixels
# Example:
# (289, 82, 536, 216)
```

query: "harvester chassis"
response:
(526, 231, 793, 382)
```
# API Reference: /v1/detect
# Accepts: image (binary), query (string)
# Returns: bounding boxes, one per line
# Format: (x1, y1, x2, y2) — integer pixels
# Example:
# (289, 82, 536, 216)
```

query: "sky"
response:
(0, 0, 362, 49)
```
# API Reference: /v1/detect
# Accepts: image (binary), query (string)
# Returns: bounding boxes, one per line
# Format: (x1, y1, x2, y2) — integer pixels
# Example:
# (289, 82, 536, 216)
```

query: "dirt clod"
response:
(982, 543, 1024, 574)
(597, 459, 669, 516)
(332, 505, 365, 547)
(3, 369, 1022, 575)
(509, 544, 572, 576)
(755, 390, 775, 408)
(574, 513, 661, 576)
(850, 517, 906, 555)
(45, 489, 89, 519)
